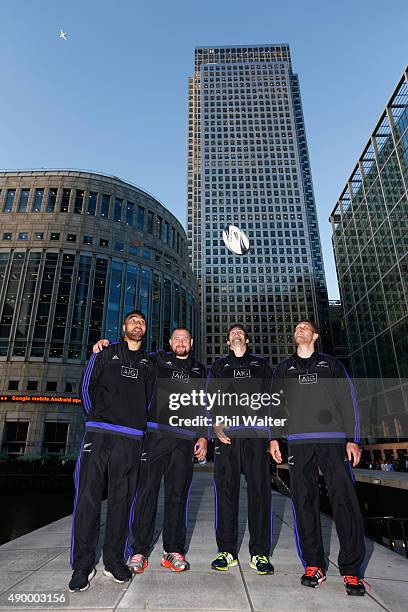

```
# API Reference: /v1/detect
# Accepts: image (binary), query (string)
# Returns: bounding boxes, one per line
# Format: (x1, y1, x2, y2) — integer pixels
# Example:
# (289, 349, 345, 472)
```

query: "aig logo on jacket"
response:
(234, 369, 251, 378)
(299, 373, 317, 384)
(172, 371, 190, 383)
(121, 366, 139, 378)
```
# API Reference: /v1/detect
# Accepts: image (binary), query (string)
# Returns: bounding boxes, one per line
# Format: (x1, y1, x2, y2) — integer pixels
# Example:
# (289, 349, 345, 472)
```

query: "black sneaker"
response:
(343, 575, 366, 596)
(211, 552, 238, 571)
(249, 555, 274, 575)
(103, 564, 132, 583)
(68, 568, 96, 592)
(301, 566, 326, 588)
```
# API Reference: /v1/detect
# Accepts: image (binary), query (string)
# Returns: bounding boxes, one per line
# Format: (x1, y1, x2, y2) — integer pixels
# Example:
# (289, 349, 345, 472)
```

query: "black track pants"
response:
(214, 437, 271, 557)
(288, 443, 365, 576)
(70, 431, 142, 570)
(129, 433, 194, 556)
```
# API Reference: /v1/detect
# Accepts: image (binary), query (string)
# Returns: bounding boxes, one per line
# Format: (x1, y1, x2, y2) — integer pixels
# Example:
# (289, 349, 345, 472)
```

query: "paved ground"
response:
(0, 470, 407, 611)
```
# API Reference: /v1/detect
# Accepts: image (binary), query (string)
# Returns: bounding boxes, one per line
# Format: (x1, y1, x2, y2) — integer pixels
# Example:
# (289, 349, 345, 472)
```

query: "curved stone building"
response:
(0, 170, 199, 456)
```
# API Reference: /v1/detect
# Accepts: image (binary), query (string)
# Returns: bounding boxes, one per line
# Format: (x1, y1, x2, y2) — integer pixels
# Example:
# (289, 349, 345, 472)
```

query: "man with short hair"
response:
(93, 328, 207, 573)
(271, 320, 366, 596)
(69, 310, 154, 593)
(209, 324, 275, 575)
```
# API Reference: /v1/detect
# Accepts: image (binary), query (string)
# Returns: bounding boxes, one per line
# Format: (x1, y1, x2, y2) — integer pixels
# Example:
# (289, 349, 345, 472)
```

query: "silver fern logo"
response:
(222, 225, 250, 255)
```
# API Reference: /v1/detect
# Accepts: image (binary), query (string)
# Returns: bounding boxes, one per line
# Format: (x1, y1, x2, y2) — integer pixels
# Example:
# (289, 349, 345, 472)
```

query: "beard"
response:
(126, 327, 144, 341)
(173, 345, 189, 356)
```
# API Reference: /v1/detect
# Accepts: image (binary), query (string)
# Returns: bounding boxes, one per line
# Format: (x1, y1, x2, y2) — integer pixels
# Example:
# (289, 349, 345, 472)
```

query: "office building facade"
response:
(330, 67, 408, 440)
(0, 170, 198, 456)
(187, 45, 329, 364)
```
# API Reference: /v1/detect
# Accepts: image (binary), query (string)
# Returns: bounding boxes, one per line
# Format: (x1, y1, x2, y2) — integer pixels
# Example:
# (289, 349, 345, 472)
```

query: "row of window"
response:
(2, 421, 69, 457)
(0, 250, 197, 359)
(0, 187, 186, 256)
(1, 233, 184, 268)
(6, 380, 76, 392)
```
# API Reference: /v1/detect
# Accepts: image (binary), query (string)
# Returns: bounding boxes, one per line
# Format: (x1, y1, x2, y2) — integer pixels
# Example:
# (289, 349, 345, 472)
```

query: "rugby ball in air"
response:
(222, 225, 250, 255)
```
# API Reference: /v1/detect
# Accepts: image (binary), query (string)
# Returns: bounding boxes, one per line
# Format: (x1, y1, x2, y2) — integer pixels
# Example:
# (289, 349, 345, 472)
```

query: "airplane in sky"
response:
(59, 30, 68, 41)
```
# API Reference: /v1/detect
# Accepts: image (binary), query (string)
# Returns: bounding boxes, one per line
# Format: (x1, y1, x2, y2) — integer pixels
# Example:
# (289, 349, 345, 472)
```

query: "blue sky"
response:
(1, 0, 407, 298)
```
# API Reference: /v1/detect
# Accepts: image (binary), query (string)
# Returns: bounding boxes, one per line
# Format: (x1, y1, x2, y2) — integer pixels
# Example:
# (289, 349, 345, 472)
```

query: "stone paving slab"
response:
(1, 471, 407, 611)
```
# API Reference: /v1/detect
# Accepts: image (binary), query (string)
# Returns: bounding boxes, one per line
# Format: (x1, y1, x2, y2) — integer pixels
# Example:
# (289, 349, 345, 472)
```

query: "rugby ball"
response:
(222, 225, 250, 255)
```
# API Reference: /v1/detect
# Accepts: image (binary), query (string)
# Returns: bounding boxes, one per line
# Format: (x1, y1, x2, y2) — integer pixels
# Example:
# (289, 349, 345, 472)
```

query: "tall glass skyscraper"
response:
(330, 67, 408, 442)
(330, 68, 408, 380)
(187, 45, 329, 364)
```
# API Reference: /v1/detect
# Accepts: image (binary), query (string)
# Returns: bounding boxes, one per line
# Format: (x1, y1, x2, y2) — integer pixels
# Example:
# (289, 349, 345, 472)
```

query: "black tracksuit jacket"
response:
(80, 342, 154, 437)
(272, 350, 360, 444)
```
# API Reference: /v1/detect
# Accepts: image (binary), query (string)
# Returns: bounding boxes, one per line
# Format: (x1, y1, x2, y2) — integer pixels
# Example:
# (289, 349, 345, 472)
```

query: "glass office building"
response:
(187, 45, 329, 364)
(330, 67, 408, 440)
(0, 170, 198, 456)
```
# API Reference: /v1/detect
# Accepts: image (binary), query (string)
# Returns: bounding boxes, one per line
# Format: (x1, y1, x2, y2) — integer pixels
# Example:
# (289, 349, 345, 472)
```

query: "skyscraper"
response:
(187, 45, 329, 364)
(330, 67, 408, 444)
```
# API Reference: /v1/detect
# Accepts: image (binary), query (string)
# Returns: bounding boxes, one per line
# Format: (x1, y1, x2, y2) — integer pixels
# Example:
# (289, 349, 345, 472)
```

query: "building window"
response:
(3, 189, 15, 213)
(147, 210, 154, 234)
(74, 189, 84, 214)
(67, 233, 76, 242)
(163, 221, 169, 244)
(68, 255, 92, 359)
(137, 206, 145, 231)
(42, 422, 68, 456)
(87, 191, 97, 216)
(113, 198, 122, 222)
(18, 232, 28, 240)
(99, 238, 109, 247)
(50, 232, 60, 241)
(2, 232, 12, 240)
(17, 189, 30, 213)
(125, 201, 134, 225)
(27, 380, 38, 391)
(47, 188, 58, 212)
(32, 188, 44, 212)
(60, 188, 71, 213)
(65, 382, 74, 392)
(34, 232, 44, 240)
(83, 235, 93, 245)
(156, 216, 162, 239)
(101, 194, 110, 218)
(30, 252, 58, 357)
(115, 241, 124, 253)
(2, 421, 29, 456)
(8, 380, 19, 390)
(129, 245, 137, 255)
(46, 381, 58, 391)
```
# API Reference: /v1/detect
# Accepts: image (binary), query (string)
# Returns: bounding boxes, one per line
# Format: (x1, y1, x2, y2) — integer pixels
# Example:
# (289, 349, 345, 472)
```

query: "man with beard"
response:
(69, 311, 154, 593)
(270, 320, 366, 596)
(209, 324, 276, 575)
(93, 328, 207, 573)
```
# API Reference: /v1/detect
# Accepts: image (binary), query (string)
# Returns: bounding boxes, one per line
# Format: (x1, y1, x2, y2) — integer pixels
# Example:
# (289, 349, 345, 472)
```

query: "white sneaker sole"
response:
(211, 559, 238, 571)
(103, 569, 131, 583)
(69, 568, 96, 593)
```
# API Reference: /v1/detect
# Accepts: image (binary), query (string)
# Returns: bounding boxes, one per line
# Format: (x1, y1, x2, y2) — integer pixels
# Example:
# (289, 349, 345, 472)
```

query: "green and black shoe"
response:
(211, 552, 238, 571)
(249, 555, 274, 575)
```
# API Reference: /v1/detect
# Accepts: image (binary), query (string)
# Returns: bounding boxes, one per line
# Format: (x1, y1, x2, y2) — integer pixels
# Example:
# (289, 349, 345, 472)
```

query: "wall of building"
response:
(330, 68, 408, 442)
(0, 170, 199, 456)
